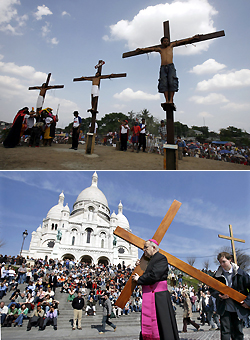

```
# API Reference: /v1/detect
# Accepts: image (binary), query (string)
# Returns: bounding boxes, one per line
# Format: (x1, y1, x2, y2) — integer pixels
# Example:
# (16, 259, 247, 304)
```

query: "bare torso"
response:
(159, 45, 174, 65)
(92, 77, 101, 86)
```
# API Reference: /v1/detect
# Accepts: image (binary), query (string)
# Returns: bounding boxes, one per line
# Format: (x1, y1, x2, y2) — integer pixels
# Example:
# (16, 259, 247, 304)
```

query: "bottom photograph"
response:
(0, 170, 250, 340)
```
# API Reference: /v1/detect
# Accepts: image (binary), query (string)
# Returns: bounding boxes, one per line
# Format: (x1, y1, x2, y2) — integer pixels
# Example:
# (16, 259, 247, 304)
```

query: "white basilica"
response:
(23, 172, 138, 266)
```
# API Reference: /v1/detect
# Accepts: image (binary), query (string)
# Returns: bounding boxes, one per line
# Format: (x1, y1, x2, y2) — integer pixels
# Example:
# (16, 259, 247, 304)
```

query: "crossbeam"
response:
(114, 227, 246, 307)
(122, 30, 225, 58)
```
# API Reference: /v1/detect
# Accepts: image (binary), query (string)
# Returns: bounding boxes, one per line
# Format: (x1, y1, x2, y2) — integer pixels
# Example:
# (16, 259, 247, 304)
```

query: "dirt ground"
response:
(0, 143, 248, 170)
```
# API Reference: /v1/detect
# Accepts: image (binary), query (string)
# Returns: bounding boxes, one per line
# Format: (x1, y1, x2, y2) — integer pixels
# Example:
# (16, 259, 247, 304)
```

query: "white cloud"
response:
(190, 58, 226, 74)
(114, 88, 160, 101)
(0, 0, 27, 35)
(190, 93, 229, 104)
(0, 59, 47, 81)
(0, 0, 19, 24)
(0, 60, 77, 128)
(41, 22, 50, 37)
(62, 11, 70, 17)
(104, 0, 219, 55)
(34, 5, 53, 21)
(41, 22, 59, 45)
(51, 37, 59, 45)
(198, 111, 213, 118)
(221, 102, 250, 111)
(196, 69, 250, 91)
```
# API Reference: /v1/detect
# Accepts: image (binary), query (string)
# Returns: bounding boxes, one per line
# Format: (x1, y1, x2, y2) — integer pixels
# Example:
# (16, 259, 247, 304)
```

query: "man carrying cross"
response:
(136, 34, 199, 108)
(132, 239, 179, 340)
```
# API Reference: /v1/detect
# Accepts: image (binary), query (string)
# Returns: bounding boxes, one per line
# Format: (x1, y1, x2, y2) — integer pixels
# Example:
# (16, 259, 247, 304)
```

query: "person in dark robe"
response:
(3, 107, 29, 148)
(132, 239, 179, 340)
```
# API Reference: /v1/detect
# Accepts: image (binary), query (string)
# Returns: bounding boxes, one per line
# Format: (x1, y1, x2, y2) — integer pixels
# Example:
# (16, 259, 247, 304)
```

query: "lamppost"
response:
(20, 230, 28, 256)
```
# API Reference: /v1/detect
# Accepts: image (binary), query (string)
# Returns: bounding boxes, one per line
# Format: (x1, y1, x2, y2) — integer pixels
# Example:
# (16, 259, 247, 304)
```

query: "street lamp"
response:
(20, 229, 28, 256)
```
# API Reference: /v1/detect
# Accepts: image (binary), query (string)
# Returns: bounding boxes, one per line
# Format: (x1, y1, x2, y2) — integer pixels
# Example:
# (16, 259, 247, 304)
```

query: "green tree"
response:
(174, 121, 189, 137)
(220, 126, 244, 140)
(97, 112, 129, 135)
(191, 125, 209, 138)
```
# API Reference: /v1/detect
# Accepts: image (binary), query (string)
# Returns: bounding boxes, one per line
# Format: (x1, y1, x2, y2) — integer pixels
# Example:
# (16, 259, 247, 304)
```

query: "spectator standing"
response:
(70, 111, 81, 150)
(18, 263, 27, 284)
(138, 118, 147, 152)
(72, 291, 85, 330)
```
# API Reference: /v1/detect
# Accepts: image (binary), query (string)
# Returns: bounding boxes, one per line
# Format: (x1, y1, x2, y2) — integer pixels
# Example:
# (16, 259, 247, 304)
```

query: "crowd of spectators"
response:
(1, 255, 249, 333)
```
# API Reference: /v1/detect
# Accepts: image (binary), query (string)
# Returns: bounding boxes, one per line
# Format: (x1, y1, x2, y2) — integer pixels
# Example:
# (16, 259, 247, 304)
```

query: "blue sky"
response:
(0, 0, 250, 133)
(0, 170, 249, 272)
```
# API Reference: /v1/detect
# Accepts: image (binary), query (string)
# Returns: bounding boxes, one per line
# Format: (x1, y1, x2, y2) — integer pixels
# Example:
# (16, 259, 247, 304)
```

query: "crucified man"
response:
(81, 71, 115, 113)
(136, 34, 199, 107)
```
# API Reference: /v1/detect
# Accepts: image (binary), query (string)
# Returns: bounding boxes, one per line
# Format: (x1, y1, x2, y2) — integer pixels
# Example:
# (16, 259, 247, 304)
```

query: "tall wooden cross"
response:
(114, 200, 246, 309)
(73, 60, 126, 154)
(122, 21, 225, 169)
(218, 224, 245, 265)
(29, 73, 64, 114)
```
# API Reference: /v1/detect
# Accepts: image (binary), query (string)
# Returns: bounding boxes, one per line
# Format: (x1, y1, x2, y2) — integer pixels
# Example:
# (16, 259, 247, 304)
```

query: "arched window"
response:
(101, 239, 104, 248)
(86, 228, 92, 243)
(72, 236, 75, 246)
(55, 224, 58, 230)
(52, 223, 54, 230)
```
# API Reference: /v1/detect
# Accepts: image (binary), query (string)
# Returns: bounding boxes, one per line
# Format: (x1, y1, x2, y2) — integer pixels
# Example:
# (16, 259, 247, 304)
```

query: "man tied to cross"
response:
(29, 73, 64, 114)
(136, 34, 199, 109)
(123, 21, 225, 110)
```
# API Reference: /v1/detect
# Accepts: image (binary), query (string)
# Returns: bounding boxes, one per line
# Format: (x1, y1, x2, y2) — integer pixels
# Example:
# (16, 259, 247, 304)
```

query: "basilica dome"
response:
(116, 201, 130, 230)
(46, 191, 65, 219)
(73, 172, 109, 210)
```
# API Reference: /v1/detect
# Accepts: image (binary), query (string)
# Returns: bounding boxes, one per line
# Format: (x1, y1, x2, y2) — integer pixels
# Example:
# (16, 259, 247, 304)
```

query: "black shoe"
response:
(74, 148, 78, 150)
(27, 328, 31, 331)
(54, 326, 57, 330)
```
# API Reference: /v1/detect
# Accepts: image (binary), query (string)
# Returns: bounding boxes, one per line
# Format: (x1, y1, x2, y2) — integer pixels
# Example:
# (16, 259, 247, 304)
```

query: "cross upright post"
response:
(73, 60, 126, 154)
(218, 224, 245, 265)
(29, 73, 64, 114)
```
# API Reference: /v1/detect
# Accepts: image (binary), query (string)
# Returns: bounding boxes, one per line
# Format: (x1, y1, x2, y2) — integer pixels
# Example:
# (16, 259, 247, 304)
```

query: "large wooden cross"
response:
(114, 200, 246, 309)
(73, 60, 126, 154)
(122, 21, 225, 170)
(29, 73, 64, 114)
(218, 224, 245, 265)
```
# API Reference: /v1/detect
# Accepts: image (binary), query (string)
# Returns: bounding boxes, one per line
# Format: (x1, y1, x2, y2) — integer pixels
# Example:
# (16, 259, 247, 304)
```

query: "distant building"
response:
(23, 172, 138, 266)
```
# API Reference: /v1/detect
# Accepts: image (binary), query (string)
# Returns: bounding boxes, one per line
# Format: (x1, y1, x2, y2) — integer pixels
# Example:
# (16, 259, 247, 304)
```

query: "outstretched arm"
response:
(136, 46, 161, 53)
(171, 34, 200, 47)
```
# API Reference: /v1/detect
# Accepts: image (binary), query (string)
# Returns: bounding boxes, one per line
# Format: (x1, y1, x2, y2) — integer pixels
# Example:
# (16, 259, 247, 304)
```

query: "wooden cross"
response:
(218, 224, 245, 265)
(114, 201, 246, 309)
(73, 60, 126, 154)
(29, 73, 64, 114)
(122, 21, 225, 169)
